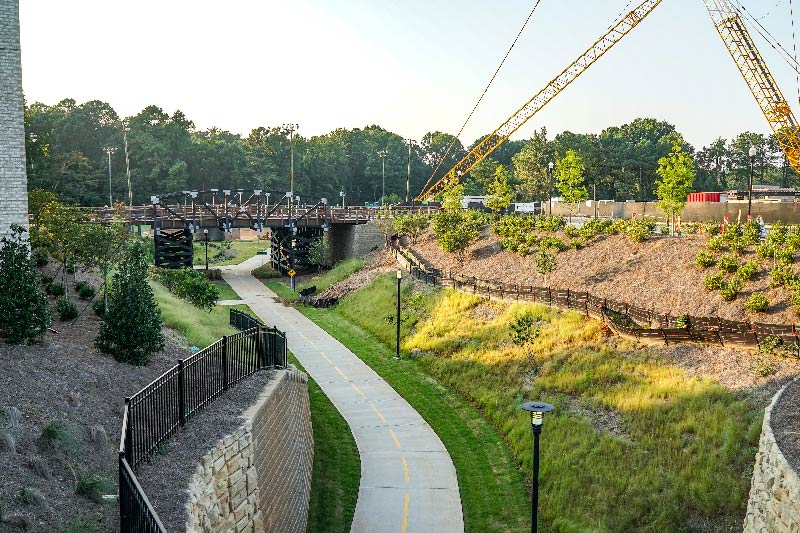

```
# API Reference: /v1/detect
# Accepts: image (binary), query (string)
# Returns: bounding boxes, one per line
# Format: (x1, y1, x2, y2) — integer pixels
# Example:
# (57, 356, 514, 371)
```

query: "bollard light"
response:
(395, 269, 402, 359)
(519, 401, 555, 533)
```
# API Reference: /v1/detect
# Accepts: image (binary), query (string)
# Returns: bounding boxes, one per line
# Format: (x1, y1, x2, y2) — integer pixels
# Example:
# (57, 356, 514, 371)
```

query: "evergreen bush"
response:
(717, 255, 739, 274)
(32, 248, 49, 267)
(704, 272, 724, 291)
(745, 292, 769, 313)
(77, 284, 96, 300)
(46, 282, 65, 297)
(0, 225, 51, 344)
(152, 267, 219, 311)
(92, 297, 106, 318)
(695, 251, 715, 269)
(56, 297, 79, 321)
(96, 242, 164, 365)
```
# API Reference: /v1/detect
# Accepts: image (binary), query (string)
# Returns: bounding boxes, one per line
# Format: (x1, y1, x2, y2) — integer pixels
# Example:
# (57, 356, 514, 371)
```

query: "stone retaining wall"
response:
(744, 378, 800, 532)
(185, 368, 313, 533)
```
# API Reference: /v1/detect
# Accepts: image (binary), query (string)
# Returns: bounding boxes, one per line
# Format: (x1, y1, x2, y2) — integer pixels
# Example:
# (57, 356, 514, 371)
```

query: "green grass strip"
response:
(151, 281, 238, 348)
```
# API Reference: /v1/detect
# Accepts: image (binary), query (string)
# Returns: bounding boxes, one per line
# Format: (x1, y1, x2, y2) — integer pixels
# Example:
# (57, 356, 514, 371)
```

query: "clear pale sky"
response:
(18, 0, 800, 149)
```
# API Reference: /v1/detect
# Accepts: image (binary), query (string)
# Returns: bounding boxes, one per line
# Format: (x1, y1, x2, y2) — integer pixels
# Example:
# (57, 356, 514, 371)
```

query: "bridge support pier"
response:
(270, 227, 322, 275)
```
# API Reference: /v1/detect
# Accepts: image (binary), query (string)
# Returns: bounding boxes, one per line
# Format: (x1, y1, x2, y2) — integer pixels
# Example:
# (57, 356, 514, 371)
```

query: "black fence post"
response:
(256, 326, 264, 369)
(222, 335, 229, 391)
(123, 397, 132, 462)
(177, 360, 186, 427)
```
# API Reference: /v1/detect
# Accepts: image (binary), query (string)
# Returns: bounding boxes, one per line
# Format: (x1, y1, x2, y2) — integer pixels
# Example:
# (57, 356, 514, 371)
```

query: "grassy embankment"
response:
(192, 239, 266, 267)
(266, 275, 531, 533)
(152, 278, 360, 533)
(268, 269, 764, 531)
(268, 258, 365, 301)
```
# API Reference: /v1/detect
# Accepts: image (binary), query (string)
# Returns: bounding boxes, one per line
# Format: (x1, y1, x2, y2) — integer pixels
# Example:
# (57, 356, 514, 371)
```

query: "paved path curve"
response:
(222, 257, 464, 533)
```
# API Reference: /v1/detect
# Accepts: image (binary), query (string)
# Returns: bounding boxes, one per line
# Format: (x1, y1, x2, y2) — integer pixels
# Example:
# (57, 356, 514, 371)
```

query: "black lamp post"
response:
(519, 401, 555, 533)
(547, 162, 554, 215)
(395, 269, 402, 360)
(203, 229, 209, 270)
(748, 145, 757, 219)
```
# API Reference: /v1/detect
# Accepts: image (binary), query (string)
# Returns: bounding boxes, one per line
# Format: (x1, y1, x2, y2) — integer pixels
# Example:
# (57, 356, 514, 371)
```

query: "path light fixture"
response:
(519, 401, 555, 533)
(547, 161, 554, 215)
(203, 229, 209, 271)
(748, 145, 757, 218)
(395, 269, 402, 360)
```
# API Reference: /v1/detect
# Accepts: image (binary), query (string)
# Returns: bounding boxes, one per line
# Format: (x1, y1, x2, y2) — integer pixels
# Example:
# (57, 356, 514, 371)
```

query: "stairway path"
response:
(222, 257, 464, 533)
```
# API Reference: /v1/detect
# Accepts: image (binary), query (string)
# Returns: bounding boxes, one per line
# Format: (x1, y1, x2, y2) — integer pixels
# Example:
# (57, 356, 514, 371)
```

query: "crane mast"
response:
(415, 0, 664, 202)
(703, 0, 800, 173)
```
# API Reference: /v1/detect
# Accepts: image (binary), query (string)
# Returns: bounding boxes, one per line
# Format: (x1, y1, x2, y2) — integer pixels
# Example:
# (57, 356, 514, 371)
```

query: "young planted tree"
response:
(555, 150, 588, 222)
(485, 164, 514, 217)
(308, 237, 332, 269)
(75, 222, 128, 312)
(535, 248, 557, 285)
(441, 183, 465, 213)
(0, 225, 51, 344)
(96, 241, 164, 365)
(36, 200, 84, 289)
(654, 144, 696, 235)
(393, 214, 430, 244)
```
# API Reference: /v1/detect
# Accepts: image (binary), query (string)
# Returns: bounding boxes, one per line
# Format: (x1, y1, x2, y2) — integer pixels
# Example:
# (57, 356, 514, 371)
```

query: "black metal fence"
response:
(118, 308, 287, 532)
(393, 246, 800, 355)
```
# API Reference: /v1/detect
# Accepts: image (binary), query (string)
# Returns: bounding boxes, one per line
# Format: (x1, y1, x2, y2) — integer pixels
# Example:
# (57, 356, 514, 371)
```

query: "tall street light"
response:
(395, 269, 402, 360)
(519, 401, 555, 533)
(283, 123, 299, 197)
(378, 149, 388, 205)
(123, 122, 132, 209)
(405, 139, 415, 204)
(29, 133, 37, 183)
(203, 228, 209, 270)
(748, 145, 757, 219)
(547, 161, 554, 215)
(340, 188, 346, 208)
(103, 146, 117, 206)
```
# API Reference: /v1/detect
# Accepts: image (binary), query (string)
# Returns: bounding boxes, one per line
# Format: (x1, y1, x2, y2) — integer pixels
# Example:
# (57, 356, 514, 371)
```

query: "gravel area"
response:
(409, 230, 799, 324)
(772, 378, 800, 474)
(135, 370, 276, 532)
(0, 309, 189, 532)
(315, 250, 396, 300)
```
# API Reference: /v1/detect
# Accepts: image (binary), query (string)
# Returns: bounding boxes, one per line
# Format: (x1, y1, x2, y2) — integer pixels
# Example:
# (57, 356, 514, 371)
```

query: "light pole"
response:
(748, 145, 757, 219)
(103, 146, 117, 206)
(378, 149, 388, 205)
(405, 139, 415, 204)
(123, 122, 132, 208)
(340, 188, 346, 208)
(519, 401, 555, 533)
(283, 123, 299, 197)
(547, 161, 554, 215)
(29, 133, 37, 183)
(395, 269, 402, 359)
(203, 229, 209, 270)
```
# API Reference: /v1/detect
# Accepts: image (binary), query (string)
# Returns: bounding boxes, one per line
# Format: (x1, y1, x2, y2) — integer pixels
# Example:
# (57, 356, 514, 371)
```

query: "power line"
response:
(731, 0, 800, 75)
(419, 0, 544, 197)
(791, 0, 800, 103)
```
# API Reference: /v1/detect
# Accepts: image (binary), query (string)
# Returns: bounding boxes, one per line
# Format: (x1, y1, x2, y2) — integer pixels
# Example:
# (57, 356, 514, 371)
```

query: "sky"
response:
(18, 0, 800, 150)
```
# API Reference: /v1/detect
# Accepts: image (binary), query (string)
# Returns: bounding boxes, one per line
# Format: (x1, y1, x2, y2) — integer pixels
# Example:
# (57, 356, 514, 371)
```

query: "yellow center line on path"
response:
(402, 493, 410, 533)
(351, 383, 367, 399)
(389, 428, 402, 449)
(402, 456, 410, 483)
(370, 403, 387, 423)
(321, 352, 334, 365)
(335, 367, 348, 380)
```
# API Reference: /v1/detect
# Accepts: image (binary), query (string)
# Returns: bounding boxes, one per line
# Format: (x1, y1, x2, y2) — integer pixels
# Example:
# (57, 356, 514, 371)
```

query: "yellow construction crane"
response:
(416, 0, 800, 202)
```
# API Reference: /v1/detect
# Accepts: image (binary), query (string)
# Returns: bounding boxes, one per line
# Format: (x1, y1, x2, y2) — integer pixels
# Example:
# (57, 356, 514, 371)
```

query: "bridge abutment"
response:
(0, 0, 28, 239)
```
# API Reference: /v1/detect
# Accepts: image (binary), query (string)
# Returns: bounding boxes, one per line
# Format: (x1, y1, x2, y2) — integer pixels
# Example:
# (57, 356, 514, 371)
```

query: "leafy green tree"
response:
(36, 201, 85, 288)
(485, 165, 514, 216)
(393, 214, 430, 243)
(0, 225, 51, 344)
(308, 237, 332, 269)
(468, 158, 501, 192)
(655, 144, 695, 235)
(75, 222, 128, 312)
(96, 241, 164, 365)
(555, 150, 588, 221)
(534, 248, 557, 285)
(433, 212, 479, 260)
(512, 128, 552, 202)
(441, 183, 465, 213)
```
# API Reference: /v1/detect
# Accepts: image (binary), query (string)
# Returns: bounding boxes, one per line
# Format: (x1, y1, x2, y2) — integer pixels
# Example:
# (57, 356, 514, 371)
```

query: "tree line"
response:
(24, 98, 798, 207)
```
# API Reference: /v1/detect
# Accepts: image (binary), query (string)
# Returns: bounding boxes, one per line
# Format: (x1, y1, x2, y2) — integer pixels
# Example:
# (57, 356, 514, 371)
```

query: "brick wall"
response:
(0, 0, 28, 239)
(185, 368, 313, 532)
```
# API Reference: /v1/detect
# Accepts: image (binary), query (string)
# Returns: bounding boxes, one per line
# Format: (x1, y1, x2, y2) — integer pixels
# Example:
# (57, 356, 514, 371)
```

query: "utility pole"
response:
(283, 123, 299, 197)
(103, 146, 117, 206)
(405, 139, 415, 204)
(378, 149, 388, 205)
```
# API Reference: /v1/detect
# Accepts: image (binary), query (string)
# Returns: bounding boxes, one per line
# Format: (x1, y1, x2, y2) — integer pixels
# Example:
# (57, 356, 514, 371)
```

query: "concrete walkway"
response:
(222, 257, 463, 533)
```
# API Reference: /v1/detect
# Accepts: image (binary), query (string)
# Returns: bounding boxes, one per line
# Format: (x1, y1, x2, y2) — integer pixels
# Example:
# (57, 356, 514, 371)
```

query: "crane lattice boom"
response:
(416, 0, 664, 202)
(703, 0, 800, 172)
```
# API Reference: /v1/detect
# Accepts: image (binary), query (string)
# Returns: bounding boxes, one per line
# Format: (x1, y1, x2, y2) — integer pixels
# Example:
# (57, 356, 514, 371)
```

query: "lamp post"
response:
(395, 269, 402, 359)
(547, 161, 554, 215)
(748, 145, 757, 218)
(203, 229, 209, 270)
(519, 401, 555, 533)
(405, 139, 415, 204)
(283, 123, 299, 197)
(29, 133, 37, 182)
(123, 122, 132, 209)
(103, 147, 117, 206)
(340, 188, 346, 208)
(378, 149, 388, 205)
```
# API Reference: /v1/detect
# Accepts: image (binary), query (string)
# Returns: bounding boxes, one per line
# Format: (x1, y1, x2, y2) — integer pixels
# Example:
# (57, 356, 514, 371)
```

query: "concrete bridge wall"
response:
(329, 220, 385, 262)
(0, 0, 27, 239)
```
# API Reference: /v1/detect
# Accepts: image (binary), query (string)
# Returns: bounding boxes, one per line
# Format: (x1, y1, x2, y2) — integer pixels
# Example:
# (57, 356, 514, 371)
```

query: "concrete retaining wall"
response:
(329, 220, 385, 262)
(0, 0, 28, 238)
(743, 378, 800, 532)
(185, 368, 313, 533)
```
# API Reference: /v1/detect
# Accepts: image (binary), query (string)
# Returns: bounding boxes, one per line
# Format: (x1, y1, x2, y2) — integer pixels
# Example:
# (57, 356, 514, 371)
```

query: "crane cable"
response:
(418, 0, 544, 197)
(790, 0, 800, 104)
(730, 0, 800, 74)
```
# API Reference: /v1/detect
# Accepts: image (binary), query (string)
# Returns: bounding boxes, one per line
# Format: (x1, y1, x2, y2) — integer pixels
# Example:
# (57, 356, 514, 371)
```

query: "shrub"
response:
(701, 221, 722, 235)
(743, 222, 761, 245)
(737, 260, 758, 281)
(695, 250, 715, 269)
(624, 219, 654, 243)
(92, 297, 106, 318)
(252, 264, 281, 279)
(766, 221, 788, 247)
(309, 237, 333, 268)
(775, 247, 795, 264)
(56, 297, 79, 321)
(393, 214, 430, 243)
(704, 272, 724, 291)
(745, 292, 770, 313)
(578, 218, 613, 239)
(756, 243, 774, 259)
(77, 284, 96, 300)
(152, 268, 219, 311)
(538, 236, 567, 252)
(32, 248, 49, 267)
(202, 268, 223, 281)
(65, 261, 76, 274)
(76, 473, 114, 503)
(707, 236, 724, 252)
(39, 422, 74, 452)
(38, 273, 53, 286)
(729, 238, 747, 255)
(718, 254, 739, 274)
(96, 242, 164, 365)
(0, 225, 51, 344)
(46, 281, 65, 296)
(434, 211, 480, 259)
(510, 314, 540, 345)
(563, 225, 580, 239)
(770, 262, 795, 287)
(719, 276, 742, 301)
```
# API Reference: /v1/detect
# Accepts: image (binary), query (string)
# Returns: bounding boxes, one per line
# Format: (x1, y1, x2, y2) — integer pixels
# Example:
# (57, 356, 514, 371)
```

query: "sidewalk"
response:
(222, 257, 464, 533)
